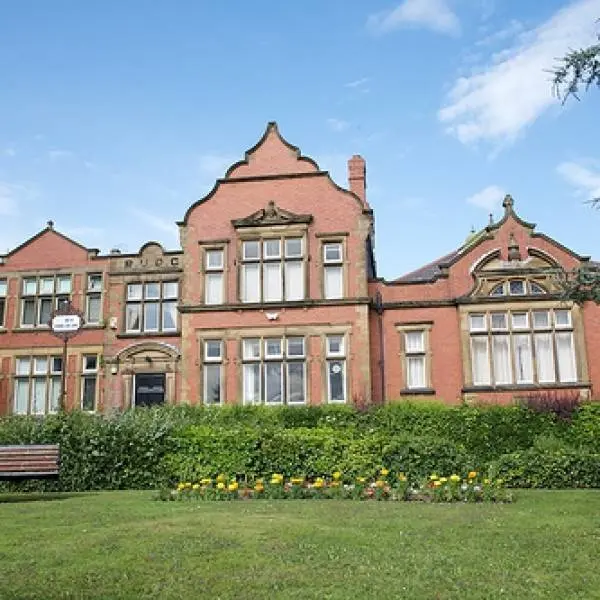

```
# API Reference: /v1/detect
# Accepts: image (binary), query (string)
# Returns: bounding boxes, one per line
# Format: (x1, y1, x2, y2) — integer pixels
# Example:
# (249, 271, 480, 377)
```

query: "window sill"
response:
(462, 382, 591, 393)
(116, 331, 181, 339)
(400, 388, 436, 396)
(181, 297, 371, 312)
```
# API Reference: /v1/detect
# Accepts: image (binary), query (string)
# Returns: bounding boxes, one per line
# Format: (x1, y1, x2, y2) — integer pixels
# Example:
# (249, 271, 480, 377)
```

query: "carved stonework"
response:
(231, 200, 313, 228)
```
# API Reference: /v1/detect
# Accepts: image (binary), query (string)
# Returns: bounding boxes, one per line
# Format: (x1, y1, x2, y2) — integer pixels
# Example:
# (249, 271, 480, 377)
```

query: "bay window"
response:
(240, 237, 304, 303)
(468, 308, 578, 387)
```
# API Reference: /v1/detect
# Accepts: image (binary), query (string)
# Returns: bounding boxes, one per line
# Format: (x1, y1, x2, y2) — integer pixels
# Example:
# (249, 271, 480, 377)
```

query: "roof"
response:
(393, 249, 462, 283)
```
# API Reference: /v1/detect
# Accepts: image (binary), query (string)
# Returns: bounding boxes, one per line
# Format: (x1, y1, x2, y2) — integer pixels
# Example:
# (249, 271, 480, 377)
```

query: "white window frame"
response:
(14, 355, 62, 415)
(241, 336, 306, 405)
(323, 242, 344, 300)
(19, 274, 72, 328)
(86, 274, 103, 325)
(203, 340, 223, 405)
(205, 248, 225, 305)
(240, 237, 305, 304)
(326, 334, 347, 403)
(468, 308, 578, 387)
(81, 355, 98, 412)
(125, 281, 178, 334)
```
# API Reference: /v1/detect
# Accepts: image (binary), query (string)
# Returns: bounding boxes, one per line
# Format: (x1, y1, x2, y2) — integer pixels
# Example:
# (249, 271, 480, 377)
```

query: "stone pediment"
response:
(231, 201, 313, 228)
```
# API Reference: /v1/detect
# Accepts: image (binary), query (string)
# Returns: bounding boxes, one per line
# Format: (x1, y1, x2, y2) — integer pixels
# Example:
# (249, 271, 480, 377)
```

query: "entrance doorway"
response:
(134, 373, 166, 407)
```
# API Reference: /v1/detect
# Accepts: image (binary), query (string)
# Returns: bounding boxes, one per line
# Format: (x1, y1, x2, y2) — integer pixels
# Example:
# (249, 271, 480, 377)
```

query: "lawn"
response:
(1, 491, 599, 599)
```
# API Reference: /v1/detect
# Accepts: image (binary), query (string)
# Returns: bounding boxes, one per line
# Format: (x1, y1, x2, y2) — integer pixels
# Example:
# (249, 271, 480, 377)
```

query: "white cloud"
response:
(344, 77, 370, 88)
(466, 185, 506, 210)
(198, 153, 237, 178)
(557, 161, 600, 201)
(326, 118, 350, 133)
(129, 208, 179, 244)
(3, 148, 16, 157)
(0, 182, 35, 216)
(475, 19, 523, 47)
(48, 149, 74, 161)
(439, 0, 600, 145)
(368, 0, 460, 36)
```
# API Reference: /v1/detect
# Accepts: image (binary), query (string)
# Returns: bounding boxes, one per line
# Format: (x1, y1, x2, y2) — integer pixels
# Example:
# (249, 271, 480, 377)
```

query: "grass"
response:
(1, 491, 599, 599)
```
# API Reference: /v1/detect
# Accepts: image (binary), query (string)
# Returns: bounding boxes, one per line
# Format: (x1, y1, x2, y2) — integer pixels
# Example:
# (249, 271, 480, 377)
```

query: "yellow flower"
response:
(356, 476, 366, 484)
(176, 482, 185, 490)
(468, 471, 477, 480)
(398, 473, 407, 482)
(433, 480, 442, 488)
(290, 477, 304, 485)
(254, 483, 264, 492)
(185, 482, 192, 489)
(228, 482, 238, 492)
(440, 477, 448, 484)
(192, 483, 200, 490)
(313, 480, 324, 489)
(217, 482, 225, 490)
(216, 473, 227, 483)
(496, 478, 504, 486)
(200, 478, 212, 486)
(255, 478, 264, 485)
(483, 478, 490, 485)
(429, 474, 439, 481)
(375, 479, 385, 488)
(330, 481, 341, 487)
(380, 468, 390, 477)
(450, 474, 460, 483)
(332, 471, 342, 480)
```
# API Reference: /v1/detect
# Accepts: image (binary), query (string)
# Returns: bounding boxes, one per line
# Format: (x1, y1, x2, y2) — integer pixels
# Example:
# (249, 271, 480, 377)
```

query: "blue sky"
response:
(0, 0, 599, 279)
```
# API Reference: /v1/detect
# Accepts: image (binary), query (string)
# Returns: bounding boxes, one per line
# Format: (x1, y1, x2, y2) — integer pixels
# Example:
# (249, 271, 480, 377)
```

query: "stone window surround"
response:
(460, 300, 589, 391)
(395, 321, 435, 396)
(196, 324, 352, 407)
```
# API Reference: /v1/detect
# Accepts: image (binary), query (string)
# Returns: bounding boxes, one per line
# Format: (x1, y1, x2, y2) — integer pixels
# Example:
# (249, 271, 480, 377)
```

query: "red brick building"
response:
(1, 122, 598, 414)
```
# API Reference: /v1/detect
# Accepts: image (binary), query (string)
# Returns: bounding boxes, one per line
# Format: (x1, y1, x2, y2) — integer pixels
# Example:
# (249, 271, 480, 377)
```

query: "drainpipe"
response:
(374, 291, 385, 404)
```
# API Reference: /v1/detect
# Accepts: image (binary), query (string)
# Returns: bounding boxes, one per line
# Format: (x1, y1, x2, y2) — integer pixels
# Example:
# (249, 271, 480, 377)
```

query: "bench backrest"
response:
(0, 444, 60, 479)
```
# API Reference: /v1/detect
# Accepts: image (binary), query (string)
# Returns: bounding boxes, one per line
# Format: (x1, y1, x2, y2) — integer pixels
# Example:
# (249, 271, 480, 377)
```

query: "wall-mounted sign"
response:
(51, 314, 82, 333)
(49, 302, 84, 341)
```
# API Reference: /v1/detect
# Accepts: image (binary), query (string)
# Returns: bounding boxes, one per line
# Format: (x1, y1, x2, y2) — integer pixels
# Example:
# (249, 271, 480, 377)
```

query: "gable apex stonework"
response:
(225, 122, 321, 180)
(231, 200, 313, 228)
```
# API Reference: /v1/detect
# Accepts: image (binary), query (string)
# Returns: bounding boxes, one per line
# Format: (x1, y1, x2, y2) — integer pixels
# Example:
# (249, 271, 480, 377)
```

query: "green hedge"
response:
(0, 403, 599, 491)
(493, 448, 600, 488)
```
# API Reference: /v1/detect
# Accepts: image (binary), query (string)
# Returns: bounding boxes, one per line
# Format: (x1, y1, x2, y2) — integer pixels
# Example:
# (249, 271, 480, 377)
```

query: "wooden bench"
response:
(0, 445, 60, 480)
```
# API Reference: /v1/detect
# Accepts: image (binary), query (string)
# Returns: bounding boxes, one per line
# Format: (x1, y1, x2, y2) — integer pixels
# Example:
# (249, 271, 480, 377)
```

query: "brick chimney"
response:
(348, 155, 366, 205)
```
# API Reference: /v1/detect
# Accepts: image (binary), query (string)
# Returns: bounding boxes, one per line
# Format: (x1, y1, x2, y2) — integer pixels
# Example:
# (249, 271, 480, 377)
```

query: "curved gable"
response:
(225, 122, 320, 179)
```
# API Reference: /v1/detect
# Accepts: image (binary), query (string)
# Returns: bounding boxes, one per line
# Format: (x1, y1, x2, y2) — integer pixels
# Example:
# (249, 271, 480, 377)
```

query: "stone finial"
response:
(488, 213, 494, 226)
(47, 220, 54, 230)
(502, 194, 514, 215)
(507, 231, 521, 261)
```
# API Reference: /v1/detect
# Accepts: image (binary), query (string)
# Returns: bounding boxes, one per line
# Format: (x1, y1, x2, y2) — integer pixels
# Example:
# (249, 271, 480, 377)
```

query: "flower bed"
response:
(158, 469, 513, 503)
